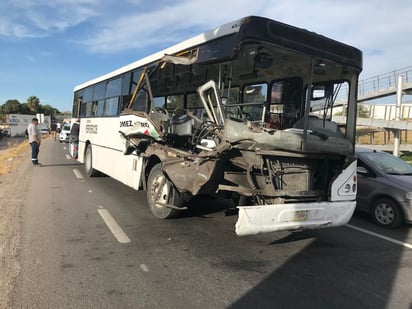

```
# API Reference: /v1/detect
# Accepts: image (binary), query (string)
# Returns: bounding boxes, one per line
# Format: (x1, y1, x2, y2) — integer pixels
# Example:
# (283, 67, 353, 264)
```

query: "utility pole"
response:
(393, 75, 403, 157)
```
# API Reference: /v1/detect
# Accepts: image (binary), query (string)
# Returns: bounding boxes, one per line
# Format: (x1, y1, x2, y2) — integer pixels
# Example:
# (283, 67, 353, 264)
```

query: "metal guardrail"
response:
(358, 66, 412, 100)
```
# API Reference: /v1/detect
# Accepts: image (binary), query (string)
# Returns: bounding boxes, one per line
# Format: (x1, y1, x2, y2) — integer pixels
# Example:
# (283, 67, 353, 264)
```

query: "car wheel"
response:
(371, 198, 403, 228)
(146, 163, 183, 219)
(84, 145, 99, 177)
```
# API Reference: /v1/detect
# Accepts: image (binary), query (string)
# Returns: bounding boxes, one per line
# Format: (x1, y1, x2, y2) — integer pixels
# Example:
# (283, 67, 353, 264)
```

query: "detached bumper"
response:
(235, 201, 356, 236)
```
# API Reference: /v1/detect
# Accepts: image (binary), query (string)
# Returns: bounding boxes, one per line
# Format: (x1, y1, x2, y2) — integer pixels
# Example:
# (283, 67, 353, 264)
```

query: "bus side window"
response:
(105, 97, 119, 116)
(81, 102, 87, 117)
(132, 90, 149, 112)
(153, 97, 165, 109)
(121, 96, 131, 111)
(96, 100, 104, 117)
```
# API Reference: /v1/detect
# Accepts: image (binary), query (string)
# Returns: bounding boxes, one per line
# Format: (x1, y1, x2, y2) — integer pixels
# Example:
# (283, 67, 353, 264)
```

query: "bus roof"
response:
(74, 17, 244, 92)
(74, 16, 362, 92)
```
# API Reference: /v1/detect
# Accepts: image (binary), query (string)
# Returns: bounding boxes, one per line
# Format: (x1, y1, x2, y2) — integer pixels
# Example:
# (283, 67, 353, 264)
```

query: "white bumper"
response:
(235, 201, 356, 236)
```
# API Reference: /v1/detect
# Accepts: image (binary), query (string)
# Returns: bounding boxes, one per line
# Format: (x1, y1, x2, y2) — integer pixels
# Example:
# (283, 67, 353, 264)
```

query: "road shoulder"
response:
(0, 142, 32, 309)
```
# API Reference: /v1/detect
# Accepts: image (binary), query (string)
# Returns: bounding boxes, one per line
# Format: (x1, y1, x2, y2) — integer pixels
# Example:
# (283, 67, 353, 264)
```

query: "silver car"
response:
(59, 124, 71, 143)
(356, 147, 412, 228)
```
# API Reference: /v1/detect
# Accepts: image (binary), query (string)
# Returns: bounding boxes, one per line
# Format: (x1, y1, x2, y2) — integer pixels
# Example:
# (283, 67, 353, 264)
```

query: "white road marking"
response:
(73, 169, 83, 179)
(97, 206, 131, 244)
(66, 154, 72, 160)
(140, 264, 149, 272)
(63, 146, 67, 150)
(346, 224, 412, 249)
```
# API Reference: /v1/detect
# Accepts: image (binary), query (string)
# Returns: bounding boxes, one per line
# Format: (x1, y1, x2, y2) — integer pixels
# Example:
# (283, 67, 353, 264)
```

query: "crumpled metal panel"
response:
(223, 118, 353, 155)
(162, 160, 217, 195)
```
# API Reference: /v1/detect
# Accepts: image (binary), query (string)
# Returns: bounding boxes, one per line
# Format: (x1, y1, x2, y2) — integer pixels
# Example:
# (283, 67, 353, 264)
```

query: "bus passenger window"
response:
(91, 101, 98, 117)
(120, 96, 131, 111)
(96, 100, 104, 117)
(166, 94, 184, 112)
(85, 102, 93, 117)
(105, 97, 119, 116)
(153, 97, 165, 108)
(132, 90, 148, 112)
(81, 102, 87, 117)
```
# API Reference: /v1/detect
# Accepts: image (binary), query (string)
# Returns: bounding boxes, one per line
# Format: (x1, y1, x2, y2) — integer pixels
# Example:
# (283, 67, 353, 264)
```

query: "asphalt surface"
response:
(12, 139, 412, 309)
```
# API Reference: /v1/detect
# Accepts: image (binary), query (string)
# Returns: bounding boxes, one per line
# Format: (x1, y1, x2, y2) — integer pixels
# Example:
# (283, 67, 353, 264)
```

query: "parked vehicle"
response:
(356, 147, 412, 228)
(59, 124, 71, 143)
(40, 128, 50, 135)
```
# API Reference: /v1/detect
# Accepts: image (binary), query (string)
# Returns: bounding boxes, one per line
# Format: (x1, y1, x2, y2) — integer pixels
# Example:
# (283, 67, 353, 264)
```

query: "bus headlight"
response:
(331, 161, 357, 201)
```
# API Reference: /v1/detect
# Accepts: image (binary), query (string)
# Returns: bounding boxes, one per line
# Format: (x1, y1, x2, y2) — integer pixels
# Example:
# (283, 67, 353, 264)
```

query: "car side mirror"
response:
(357, 166, 368, 175)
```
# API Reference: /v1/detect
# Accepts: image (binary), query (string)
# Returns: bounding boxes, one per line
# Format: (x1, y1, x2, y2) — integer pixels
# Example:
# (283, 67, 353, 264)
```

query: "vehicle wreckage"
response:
(119, 71, 358, 236)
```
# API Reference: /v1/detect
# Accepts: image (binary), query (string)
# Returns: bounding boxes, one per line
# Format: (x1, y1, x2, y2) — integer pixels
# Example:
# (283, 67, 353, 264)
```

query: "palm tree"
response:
(27, 96, 40, 112)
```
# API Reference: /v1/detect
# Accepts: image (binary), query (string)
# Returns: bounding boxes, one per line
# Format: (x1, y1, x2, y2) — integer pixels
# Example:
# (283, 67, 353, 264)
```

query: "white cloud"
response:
(1, 0, 412, 79)
(0, 0, 101, 38)
(79, 0, 271, 52)
(0, 18, 43, 38)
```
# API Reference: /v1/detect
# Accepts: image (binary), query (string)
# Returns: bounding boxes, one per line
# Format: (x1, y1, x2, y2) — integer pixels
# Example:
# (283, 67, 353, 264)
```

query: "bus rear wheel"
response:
(85, 145, 99, 177)
(146, 163, 183, 219)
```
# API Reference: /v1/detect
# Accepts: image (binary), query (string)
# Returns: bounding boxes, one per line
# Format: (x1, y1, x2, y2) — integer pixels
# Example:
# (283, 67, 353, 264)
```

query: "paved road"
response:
(12, 139, 412, 308)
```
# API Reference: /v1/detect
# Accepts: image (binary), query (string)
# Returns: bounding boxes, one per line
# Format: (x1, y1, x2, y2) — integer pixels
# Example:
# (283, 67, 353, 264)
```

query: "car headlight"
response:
(406, 192, 412, 200)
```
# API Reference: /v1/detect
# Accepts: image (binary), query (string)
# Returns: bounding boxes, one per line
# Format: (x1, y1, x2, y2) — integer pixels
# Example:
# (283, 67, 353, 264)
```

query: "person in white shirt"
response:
(27, 117, 42, 166)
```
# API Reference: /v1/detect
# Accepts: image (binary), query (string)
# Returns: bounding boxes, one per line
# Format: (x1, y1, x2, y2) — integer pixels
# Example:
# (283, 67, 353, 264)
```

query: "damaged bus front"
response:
(119, 18, 361, 236)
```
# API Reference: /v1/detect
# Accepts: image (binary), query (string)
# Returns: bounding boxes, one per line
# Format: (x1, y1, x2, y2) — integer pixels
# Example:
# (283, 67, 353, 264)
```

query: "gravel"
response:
(0, 144, 31, 309)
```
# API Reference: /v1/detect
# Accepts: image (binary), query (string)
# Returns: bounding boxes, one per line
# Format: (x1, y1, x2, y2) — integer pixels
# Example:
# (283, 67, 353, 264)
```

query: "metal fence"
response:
(358, 66, 412, 98)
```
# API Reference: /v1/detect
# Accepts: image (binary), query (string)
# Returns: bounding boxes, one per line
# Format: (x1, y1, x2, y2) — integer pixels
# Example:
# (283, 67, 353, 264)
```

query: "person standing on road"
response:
(69, 119, 80, 159)
(27, 117, 42, 166)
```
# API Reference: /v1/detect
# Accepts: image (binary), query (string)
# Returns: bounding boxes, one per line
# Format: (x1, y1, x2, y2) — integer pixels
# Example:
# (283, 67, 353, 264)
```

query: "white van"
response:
(59, 124, 71, 143)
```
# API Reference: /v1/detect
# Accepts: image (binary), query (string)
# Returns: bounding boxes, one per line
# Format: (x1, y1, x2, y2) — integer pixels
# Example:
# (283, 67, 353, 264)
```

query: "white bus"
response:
(72, 16, 362, 236)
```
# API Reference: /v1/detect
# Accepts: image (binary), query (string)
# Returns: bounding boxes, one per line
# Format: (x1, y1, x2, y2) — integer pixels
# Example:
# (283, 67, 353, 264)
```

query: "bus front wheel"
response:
(146, 163, 183, 219)
(85, 145, 99, 177)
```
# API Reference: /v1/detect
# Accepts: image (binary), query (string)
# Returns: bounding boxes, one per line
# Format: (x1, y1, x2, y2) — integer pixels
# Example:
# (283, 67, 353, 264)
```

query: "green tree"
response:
(20, 103, 31, 114)
(334, 103, 370, 118)
(358, 104, 370, 118)
(39, 104, 60, 116)
(27, 96, 40, 112)
(0, 99, 21, 113)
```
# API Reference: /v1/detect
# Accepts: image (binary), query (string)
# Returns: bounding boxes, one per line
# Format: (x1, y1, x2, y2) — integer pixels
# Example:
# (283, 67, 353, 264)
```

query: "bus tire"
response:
(146, 163, 183, 219)
(85, 145, 99, 177)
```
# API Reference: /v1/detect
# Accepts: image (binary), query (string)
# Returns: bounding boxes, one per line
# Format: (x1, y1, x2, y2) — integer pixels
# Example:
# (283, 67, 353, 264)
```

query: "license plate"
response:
(294, 210, 309, 221)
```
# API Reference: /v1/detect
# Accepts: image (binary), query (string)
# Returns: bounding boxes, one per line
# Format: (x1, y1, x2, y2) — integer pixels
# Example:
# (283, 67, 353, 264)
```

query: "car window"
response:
(360, 151, 412, 175)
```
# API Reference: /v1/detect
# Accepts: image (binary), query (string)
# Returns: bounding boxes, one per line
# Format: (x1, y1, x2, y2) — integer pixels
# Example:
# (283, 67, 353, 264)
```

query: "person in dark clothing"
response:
(69, 119, 80, 159)
(27, 118, 41, 166)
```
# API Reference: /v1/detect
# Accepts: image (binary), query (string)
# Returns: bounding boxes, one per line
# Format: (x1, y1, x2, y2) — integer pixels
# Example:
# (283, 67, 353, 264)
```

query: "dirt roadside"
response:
(0, 139, 33, 309)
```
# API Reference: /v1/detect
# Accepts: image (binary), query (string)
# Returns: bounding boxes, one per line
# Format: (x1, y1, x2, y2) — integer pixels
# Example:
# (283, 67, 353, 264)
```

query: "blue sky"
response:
(1, 0, 412, 112)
